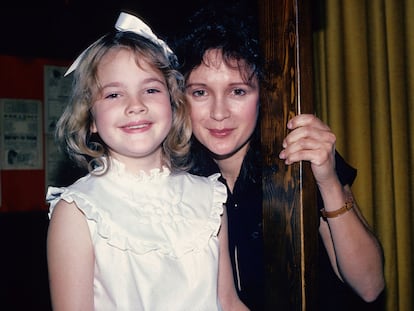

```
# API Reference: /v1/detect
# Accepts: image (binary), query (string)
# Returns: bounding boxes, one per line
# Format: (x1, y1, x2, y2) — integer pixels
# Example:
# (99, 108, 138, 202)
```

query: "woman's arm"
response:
(47, 200, 95, 310)
(279, 114, 385, 302)
(318, 182, 384, 301)
(217, 206, 250, 310)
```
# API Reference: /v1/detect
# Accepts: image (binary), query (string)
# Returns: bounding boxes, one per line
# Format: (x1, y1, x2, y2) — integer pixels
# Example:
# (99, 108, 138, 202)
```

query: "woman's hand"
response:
(279, 114, 337, 188)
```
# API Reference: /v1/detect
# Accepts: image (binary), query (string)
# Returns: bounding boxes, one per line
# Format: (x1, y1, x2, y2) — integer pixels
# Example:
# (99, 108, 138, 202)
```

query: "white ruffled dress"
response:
(47, 160, 226, 311)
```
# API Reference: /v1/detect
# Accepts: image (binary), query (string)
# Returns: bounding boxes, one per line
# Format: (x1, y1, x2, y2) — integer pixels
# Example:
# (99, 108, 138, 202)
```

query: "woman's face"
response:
(185, 49, 259, 159)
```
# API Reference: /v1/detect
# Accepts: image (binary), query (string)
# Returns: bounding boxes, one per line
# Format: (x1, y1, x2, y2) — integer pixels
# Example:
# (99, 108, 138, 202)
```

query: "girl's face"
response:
(186, 49, 259, 160)
(90, 48, 172, 172)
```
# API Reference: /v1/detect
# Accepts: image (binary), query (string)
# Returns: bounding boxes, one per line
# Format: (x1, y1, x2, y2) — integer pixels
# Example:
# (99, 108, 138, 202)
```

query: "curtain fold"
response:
(313, 1, 413, 310)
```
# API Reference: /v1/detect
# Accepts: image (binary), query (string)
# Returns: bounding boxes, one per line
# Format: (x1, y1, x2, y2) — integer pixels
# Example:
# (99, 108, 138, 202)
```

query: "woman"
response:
(173, 4, 385, 310)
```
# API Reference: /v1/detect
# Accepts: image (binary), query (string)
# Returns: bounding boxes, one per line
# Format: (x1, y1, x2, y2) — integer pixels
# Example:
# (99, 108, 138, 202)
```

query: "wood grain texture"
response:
(258, 0, 318, 309)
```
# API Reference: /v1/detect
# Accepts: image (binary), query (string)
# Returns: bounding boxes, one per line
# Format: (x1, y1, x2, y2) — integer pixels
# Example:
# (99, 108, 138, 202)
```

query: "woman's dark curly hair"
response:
(172, 2, 265, 85)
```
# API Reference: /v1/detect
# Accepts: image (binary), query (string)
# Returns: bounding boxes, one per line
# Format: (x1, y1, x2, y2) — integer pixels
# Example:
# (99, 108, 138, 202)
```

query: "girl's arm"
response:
(47, 200, 94, 311)
(217, 206, 250, 311)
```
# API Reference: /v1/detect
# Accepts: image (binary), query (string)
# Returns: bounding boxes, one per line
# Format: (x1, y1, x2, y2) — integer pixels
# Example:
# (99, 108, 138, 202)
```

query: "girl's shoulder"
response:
(172, 170, 220, 180)
(171, 171, 225, 194)
(169, 171, 226, 217)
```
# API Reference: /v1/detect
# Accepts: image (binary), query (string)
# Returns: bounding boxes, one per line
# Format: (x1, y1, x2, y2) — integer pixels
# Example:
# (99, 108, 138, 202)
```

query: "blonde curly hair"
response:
(56, 31, 192, 173)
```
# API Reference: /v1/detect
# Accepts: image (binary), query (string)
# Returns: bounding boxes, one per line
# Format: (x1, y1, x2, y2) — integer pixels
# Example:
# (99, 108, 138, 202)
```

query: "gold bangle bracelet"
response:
(320, 199, 353, 219)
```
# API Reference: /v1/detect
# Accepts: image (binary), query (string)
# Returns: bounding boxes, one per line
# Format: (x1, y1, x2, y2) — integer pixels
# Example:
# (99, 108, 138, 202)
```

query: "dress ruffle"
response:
(208, 173, 226, 235)
(46, 169, 226, 259)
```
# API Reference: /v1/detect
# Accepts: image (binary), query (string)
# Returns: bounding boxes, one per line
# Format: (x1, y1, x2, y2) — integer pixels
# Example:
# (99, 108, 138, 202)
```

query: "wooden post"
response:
(258, 0, 318, 310)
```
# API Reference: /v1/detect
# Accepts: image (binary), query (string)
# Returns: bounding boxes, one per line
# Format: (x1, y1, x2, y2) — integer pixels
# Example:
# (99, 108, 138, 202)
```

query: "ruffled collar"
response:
(93, 157, 171, 182)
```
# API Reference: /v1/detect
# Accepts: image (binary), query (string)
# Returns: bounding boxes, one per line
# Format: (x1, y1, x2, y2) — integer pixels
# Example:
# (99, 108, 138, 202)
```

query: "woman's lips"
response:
(209, 128, 233, 138)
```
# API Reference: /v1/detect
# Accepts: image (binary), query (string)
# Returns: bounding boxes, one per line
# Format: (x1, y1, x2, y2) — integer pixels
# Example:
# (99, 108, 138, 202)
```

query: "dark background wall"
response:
(0, 1, 201, 59)
(0, 0, 258, 59)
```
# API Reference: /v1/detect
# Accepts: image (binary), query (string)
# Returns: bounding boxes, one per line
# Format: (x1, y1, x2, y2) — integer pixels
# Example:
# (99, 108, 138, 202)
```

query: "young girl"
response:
(46, 12, 246, 310)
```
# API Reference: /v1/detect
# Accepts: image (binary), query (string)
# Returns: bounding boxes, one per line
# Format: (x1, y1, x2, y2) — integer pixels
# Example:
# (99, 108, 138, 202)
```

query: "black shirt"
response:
(190, 143, 264, 310)
(190, 145, 382, 310)
(221, 154, 264, 310)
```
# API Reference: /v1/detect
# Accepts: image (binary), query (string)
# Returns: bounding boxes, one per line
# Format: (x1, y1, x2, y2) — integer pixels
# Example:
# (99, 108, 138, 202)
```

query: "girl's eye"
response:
(192, 89, 207, 97)
(232, 88, 246, 96)
(105, 93, 120, 99)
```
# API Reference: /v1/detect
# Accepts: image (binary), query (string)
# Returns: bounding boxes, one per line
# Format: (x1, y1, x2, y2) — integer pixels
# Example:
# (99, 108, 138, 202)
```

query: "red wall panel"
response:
(0, 55, 69, 212)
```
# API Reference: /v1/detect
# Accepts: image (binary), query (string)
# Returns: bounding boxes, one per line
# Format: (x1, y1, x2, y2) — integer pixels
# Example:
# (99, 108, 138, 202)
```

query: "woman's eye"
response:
(146, 88, 160, 94)
(232, 88, 246, 96)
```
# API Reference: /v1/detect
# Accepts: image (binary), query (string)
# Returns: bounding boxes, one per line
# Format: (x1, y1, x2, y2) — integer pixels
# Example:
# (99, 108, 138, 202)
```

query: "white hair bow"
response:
(65, 12, 174, 76)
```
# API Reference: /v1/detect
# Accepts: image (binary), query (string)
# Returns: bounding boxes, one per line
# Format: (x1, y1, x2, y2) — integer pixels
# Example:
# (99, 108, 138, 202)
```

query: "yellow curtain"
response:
(313, 1, 413, 310)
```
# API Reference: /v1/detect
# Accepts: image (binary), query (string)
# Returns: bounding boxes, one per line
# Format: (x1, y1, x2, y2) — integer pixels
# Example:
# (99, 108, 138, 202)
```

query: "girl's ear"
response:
(90, 121, 98, 133)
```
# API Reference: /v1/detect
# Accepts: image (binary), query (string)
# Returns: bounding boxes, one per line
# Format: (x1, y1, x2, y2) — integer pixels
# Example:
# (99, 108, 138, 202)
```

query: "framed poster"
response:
(0, 98, 43, 170)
